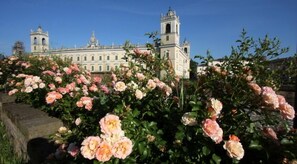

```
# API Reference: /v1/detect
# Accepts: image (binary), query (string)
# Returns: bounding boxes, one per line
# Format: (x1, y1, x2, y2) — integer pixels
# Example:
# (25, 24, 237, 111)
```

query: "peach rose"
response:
(24, 86, 33, 93)
(146, 79, 156, 90)
(112, 137, 133, 159)
(181, 112, 197, 126)
(277, 95, 286, 105)
(99, 114, 122, 135)
(8, 89, 18, 96)
(80, 136, 101, 160)
(95, 141, 113, 162)
(207, 98, 223, 117)
(114, 81, 127, 92)
(136, 73, 145, 81)
(248, 82, 261, 95)
(63, 67, 72, 75)
(223, 135, 244, 160)
(202, 119, 223, 144)
(279, 103, 295, 120)
(54, 76, 62, 84)
(135, 89, 144, 100)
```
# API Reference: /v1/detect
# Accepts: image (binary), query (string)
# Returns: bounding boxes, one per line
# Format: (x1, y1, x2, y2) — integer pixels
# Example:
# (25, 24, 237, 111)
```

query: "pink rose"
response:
(202, 119, 223, 144)
(223, 135, 244, 160)
(100, 85, 110, 94)
(277, 95, 286, 105)
(63, 67, 72, 75)
(93, 76, 102, 84)
(146, 79, 156, 90)
(8, 89, 18, 96)
(135, 89, 144, 100)
(262, 86, 279, 109)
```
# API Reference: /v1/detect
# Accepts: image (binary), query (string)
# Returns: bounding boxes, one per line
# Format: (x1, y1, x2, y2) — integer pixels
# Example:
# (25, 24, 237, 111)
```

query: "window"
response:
(166, 35, 169, 41)
(166, 51, 169, 58)
(99, 56, 102, 61)
(99, 65, 102, 71)
(91, 66, 94, 71)
(107, 56, 110, 60)
(92, 56, 94, 61)
(42, 38, 46, 45)
(106, 65, 110, 71)
(166, 23, 171, 33)
(115, 55, 118, 60)
(84, 65, 86, 69)
(84, 56, 87, 61)
(176, 25, 178, 34)
(77, 57, 80, 61)
(34, 46, 36, 50)
(70, 57, 73, 61)
(34, 37, 37, 45)
(184, 48, 188, 53)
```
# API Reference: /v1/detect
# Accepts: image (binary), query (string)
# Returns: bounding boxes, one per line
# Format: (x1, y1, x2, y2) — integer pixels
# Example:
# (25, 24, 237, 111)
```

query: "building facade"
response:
(30, 8, 190, 78)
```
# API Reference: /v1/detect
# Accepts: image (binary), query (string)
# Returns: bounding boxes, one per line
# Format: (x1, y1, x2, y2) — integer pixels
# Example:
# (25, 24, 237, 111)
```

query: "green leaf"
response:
(202, 146, 210, 156)
(212, 154, 221, 164)
(249, 140, 263, 150)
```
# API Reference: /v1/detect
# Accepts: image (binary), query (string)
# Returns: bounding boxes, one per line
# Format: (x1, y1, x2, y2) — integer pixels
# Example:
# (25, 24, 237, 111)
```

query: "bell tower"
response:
(160, 7, 180, 46)
(30, 26, 49, 53)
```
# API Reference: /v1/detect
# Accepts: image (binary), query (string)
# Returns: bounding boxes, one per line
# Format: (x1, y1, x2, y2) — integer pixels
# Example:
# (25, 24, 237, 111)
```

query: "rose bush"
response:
(1, 31, 297, 163)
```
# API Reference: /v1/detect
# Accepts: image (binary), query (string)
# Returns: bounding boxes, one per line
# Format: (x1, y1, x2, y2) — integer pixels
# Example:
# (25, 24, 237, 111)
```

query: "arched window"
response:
(92, 56, 94, 61)
(34, 37, 37, 45)
(166, 23, 171, 33)
(184, 48, 188, 53)
(176, 25, 178, 34)
(42, 38, 46, 45)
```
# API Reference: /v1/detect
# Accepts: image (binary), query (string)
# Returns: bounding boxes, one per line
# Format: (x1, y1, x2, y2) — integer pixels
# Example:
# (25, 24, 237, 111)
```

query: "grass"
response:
(0, 121, 24, 164)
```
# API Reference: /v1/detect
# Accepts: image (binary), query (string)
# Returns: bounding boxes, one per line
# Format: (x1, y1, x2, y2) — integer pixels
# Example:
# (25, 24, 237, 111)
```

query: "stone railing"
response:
(0, 93, 63, 163)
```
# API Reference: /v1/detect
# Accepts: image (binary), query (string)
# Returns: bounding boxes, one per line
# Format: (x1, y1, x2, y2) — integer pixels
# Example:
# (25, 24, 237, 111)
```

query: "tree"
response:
(12, 41, 25, 55)
(189, 59, 198, 79)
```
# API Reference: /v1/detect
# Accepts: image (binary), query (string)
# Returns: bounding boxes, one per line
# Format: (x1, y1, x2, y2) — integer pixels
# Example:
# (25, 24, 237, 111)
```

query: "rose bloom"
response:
(24, 86, 33, 93)
(100, 85, 110, 94)
(112, 137, 133, 159)
(32, 83, 38, 89)
(93, 76, 102, 84)
(135, 89, 144, 100)
(39, 82, 45, 89)
(76, 101, 84, 108)
(126, 70, 132, 77)
(111, 73, 117, 82)
(54, 76, 62, 84)
(99, 114, 122, 135)
(58, 126, 68, 134)
(32, 76, 41, 83)
(135, 73, 145, 81)
(163, 85, 172, 96)
(207, 98, 223, 117)
(202, 119, 223, 144)
(146, 79, 156, 90)
(114, 81, 127, 92)
(67, 143, 79, 157)
(248, 82, 262, 95)
(57, 87, 69, 95)
(277, 95, 286, 105)
(48, 83, 56, 90)
(95, 141, 113, 162)
(89, 84, 98, 92)
(8, 89, 18, 96)
(181, 112, 197, 126)
(100, 130, 125, 145)
(262, 86, 279, 109)
(63, 67, 72, 75)
(80, 136, 102, 160)
(223, 135, 244, 160)
(279, 103, 295, 120)
(262, 127, 278, 140)
(70, 64, 80, 72)
(75, 117, 82, 126)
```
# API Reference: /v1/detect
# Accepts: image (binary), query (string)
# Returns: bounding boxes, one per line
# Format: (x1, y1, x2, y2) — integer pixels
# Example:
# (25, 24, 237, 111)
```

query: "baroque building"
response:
(30, 8, 190, 78)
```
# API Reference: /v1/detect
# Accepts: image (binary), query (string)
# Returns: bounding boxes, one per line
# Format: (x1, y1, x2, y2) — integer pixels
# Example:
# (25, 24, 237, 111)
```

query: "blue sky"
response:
(0, 0, 296, 61)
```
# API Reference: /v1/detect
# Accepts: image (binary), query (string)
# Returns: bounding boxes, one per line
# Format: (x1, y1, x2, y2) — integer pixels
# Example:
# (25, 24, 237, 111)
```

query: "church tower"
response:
(30, 26, 49, 53)
(160, 8, 190, 79)
(160, 7, 180, 45)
